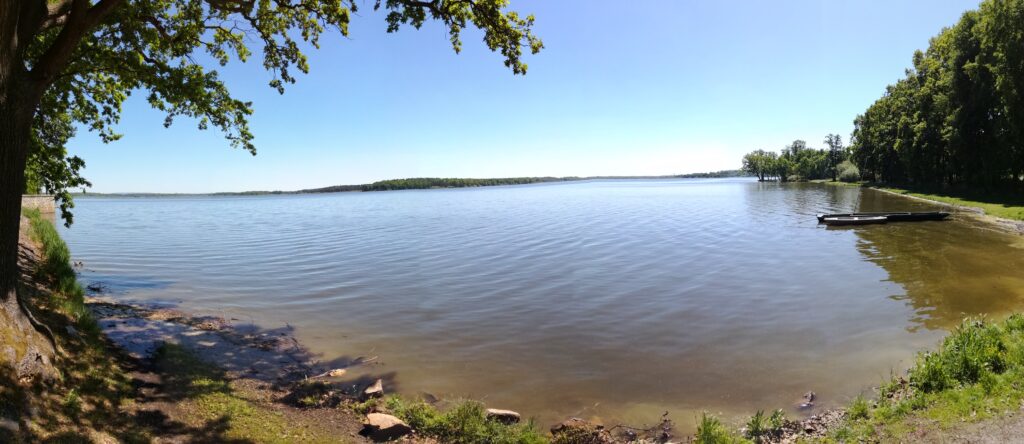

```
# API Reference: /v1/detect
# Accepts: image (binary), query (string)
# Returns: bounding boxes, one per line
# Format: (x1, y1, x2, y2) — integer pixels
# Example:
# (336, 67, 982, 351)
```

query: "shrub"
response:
(768, 409, 785, 430)
(909, 319, 1006, 392)
(744, 410, 767, 441)
(837, 160, 860, 182)
(384, 396, 546, 444)
(848, 395, 869, 420)
(695, 412, 743, 444)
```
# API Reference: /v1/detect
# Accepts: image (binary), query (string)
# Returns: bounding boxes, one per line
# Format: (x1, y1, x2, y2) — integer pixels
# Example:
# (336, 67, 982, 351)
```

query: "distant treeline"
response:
(851, 0, 1024, 189)
(85, 171, 755, 197)
(676, 169, 751, 179)
(357, 177, 577, 191)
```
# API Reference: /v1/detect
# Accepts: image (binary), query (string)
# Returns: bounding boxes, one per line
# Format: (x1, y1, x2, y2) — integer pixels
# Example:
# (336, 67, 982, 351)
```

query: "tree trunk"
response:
(0, 40, 56, 382)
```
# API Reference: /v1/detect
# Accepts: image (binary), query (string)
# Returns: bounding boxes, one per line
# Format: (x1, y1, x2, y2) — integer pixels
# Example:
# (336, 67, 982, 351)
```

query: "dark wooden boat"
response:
(816, 212, 950, 223)
(885, 211, 950, 221)
(821, 216, 888, 226)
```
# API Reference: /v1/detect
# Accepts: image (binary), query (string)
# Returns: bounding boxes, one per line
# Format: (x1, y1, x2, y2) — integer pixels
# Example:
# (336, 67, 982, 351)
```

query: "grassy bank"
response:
(696, 316, 1024, 443)
(810, 180, 1024, 222)
(875, 186, 1024, 221)
(7, 210, 362, 442)
(809, 179, 865, 188)
(4, 208, 144, 442)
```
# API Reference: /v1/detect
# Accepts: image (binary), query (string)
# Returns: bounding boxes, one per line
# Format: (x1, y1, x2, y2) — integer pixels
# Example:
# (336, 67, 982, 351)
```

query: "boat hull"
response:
(822, 216, 889, 226)
(816, 212, 950, 223)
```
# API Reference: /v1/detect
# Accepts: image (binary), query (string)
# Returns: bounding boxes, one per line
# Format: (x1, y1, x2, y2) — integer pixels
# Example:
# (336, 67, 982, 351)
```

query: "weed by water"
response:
(384, 396, 547, 444)
(695, 412, 746, 444)
(848, 395, 869, 420)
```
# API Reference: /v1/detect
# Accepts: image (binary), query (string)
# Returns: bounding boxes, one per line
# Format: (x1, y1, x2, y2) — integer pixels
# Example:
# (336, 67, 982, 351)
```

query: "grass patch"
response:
(809, 179, 867, 187)
(383, 395, 547, 444)
(154, 343, 341, 443)
(22, 207, 96, 335)
(820, 316, 1024, 442)
(7, 208, 151, 442)
(874, 186, 1024, 221)
(694, 412, 748, 443)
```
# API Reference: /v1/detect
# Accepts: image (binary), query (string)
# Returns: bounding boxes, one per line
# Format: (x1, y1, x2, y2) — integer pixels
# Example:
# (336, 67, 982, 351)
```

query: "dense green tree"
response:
(743, 149, 774, 182)
(743, 137, 844, 182)
(0, 0, 541, 380)
(824, 134, 844, 181)
(851, 0, 1024, 189)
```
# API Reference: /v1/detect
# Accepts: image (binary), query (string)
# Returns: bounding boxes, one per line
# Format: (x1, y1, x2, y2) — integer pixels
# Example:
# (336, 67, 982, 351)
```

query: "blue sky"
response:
(69, 0, 981, 193)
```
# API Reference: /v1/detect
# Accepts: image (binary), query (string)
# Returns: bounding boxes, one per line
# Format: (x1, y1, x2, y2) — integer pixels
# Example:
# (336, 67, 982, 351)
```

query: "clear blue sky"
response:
(69, 0, 981, 193)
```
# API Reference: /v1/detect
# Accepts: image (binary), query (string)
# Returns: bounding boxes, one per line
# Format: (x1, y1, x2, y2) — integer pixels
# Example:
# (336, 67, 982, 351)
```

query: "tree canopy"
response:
(742, 138, 846, 182)
(12, 0, 543, 225)
(850, 0, 1024, 188)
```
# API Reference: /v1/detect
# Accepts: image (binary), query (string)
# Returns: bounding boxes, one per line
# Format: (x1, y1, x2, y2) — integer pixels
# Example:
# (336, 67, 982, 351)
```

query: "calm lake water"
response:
(60, 179, 1024, 429)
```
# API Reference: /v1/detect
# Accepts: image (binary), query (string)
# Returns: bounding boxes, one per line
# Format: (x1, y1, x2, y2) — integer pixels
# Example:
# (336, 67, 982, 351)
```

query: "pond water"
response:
(60, 179, 1024, 430)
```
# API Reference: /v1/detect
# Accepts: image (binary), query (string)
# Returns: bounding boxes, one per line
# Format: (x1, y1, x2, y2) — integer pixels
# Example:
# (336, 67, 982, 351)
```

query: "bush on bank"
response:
(691, 316, 1024, 443)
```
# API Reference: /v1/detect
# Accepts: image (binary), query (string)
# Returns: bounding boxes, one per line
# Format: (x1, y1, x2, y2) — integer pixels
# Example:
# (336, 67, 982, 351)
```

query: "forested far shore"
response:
(71, 171, 754, 196)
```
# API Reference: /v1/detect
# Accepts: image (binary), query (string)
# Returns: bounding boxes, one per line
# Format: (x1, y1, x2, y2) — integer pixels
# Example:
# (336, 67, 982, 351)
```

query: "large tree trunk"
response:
(0, 6, 56, 382)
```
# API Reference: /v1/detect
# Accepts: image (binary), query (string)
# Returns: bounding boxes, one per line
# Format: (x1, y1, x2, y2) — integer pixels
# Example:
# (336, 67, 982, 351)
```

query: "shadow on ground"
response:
(3, 238, 382, 442)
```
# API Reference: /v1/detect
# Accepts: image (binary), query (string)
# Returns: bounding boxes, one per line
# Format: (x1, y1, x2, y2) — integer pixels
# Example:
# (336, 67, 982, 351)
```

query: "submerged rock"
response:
(362, 413, 411, 441)
(798, 390, 817, 409)
(486, 408, 521, 424)
(363, 378, 384, 400)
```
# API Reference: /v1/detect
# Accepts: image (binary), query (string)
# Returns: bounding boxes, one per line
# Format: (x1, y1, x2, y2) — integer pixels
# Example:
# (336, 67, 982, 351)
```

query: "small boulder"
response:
(362, 378, 384, 400)
(486, 408, 521, 424)
(362, 413, 411, 441)
(551, 418, 615, 444)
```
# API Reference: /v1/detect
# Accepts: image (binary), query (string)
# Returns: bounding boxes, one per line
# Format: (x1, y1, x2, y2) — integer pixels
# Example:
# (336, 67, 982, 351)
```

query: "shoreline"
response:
(814, 179, 1024, 235)
(21, 182, 1024, 442)
(869, 186, 1024, 236)
(83, 295, 846, 443)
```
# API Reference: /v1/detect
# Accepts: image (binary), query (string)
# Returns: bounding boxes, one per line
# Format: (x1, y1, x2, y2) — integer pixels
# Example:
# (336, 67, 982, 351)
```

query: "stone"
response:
(486, 408, 521, 424)
(362, 378, 384, 400)
(803, 391, 816, 403)
(363, 413, 411, 441)
(550, 418, 615, 444)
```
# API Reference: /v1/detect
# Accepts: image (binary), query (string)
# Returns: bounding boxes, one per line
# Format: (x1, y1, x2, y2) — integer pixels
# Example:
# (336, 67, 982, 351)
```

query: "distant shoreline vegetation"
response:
(74, 170, 752, 196)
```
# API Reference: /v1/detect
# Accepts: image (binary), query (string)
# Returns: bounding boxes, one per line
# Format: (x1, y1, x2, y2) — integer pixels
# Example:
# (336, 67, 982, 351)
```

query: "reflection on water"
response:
(853, 189, 1024, 331)
(59, 179, 1024, 431)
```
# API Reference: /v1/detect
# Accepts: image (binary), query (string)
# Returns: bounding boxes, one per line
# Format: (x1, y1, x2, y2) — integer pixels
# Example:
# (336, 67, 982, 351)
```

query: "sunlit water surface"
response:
(60, 179, 1024, 430)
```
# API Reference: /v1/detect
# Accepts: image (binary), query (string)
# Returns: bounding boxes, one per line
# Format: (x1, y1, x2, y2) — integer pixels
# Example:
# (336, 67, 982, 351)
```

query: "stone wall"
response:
(21, 195, 56, 220)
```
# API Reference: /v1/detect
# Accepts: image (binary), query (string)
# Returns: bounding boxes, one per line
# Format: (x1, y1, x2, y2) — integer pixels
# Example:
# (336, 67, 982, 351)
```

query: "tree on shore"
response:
(850, 0, 1024, 189)
(742, 137, 847, 182)
(0, 0, 541, 380)
(743, 149, 775, 181)
(824, 134, 844, 182)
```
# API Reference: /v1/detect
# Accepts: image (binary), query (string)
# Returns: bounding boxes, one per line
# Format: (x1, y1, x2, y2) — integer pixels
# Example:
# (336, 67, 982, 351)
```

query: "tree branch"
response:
(28, 0, 125, 95)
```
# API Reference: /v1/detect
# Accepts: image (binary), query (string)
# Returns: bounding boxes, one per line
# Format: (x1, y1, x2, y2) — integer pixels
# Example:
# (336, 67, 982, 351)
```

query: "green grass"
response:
(695, 412, 747, 443)
(819, 316, 1024, 442)
(383, 395, 547, 444)
(809, 180, 1024, 220)
(876, 186, 1024, 221)
(809, 179, 867, 187)
(22, 207, 96, 335)
(155, 343, 340, 443)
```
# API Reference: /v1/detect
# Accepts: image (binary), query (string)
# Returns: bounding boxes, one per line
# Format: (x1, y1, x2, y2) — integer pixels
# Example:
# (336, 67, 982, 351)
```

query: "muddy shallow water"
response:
(61, 179, 1024, 430)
